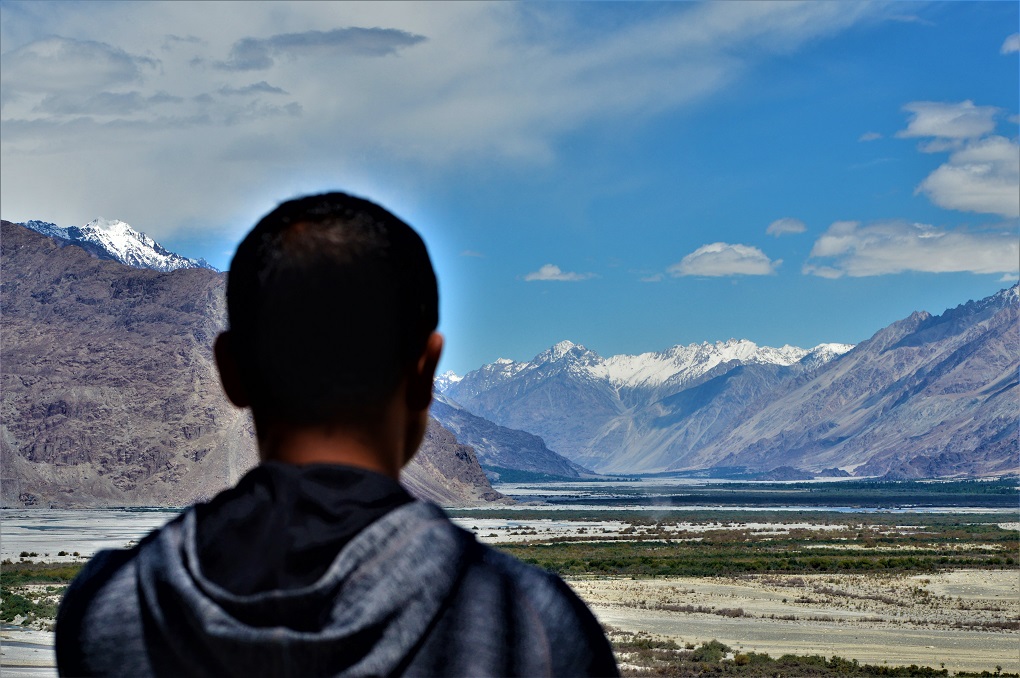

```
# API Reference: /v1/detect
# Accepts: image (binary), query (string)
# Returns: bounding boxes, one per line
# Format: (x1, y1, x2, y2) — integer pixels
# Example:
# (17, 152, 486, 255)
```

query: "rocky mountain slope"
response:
(21, 218, 216, 272)
(431, 394, 592, 480)
(443, 292, 1017, 479)
(695, 286, 1019, 479)
(401, 420, 509, 503)
(1, 221, 502, 507)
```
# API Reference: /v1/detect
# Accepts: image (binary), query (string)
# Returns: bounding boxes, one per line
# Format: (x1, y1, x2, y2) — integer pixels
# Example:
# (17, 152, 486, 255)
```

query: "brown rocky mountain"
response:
(1, 220, 503, 507)
(401, 421, 508, 504)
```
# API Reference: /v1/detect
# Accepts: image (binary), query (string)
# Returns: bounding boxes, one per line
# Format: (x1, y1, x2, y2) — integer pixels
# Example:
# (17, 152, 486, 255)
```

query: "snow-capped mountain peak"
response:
(20, 218, 217, 272)
(797, 342, 855, 370)
(535, 340, 603, 366)
(434, 370, 462, 393)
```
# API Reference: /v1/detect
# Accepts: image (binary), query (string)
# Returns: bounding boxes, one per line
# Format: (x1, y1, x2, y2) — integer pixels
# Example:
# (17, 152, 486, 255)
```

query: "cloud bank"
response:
(0, 2, 890, 235)
(895, 100, 1018, 218)
(803, 221, 1019, 278)
(669, 242, 780, 277)
(916, 135, 1020, 218)
(1, 36, 157, 99)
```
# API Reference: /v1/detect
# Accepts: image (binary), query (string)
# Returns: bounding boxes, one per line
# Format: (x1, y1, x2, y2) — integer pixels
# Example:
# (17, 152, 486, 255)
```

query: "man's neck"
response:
(259, 424, 405, 480)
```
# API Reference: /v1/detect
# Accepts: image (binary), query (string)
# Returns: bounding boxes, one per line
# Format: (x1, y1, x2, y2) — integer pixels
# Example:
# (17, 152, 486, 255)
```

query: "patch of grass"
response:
(1, 560, 84, 586)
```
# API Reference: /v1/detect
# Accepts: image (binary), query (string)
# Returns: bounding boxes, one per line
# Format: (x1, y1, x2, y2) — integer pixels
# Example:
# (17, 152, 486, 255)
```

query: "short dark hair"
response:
(226, 192, 438, 427)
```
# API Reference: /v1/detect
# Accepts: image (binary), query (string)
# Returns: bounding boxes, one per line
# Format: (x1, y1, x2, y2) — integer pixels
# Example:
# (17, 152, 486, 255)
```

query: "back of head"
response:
(226, 192, 438, 428)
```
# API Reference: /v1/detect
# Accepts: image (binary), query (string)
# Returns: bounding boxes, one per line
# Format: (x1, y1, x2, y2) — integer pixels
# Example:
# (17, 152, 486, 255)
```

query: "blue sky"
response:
(1, 2, 1017, 375)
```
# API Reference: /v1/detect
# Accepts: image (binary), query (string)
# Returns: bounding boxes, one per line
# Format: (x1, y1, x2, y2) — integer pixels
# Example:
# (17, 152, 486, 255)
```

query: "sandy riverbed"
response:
(568, 569, 1019, 674)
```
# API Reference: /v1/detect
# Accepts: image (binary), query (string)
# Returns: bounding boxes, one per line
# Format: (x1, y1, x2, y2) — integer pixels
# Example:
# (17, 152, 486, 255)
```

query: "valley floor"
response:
(567, 570, 1019, 675)
(3, 496, 1018, 676)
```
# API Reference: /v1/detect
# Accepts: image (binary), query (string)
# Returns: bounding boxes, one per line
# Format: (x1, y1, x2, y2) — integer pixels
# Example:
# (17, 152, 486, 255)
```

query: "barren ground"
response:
(567, 569, 1020, 674)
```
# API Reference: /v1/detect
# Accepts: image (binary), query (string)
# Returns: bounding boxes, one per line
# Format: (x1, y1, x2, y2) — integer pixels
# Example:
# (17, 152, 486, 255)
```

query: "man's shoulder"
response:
(420, 512, 619, 676)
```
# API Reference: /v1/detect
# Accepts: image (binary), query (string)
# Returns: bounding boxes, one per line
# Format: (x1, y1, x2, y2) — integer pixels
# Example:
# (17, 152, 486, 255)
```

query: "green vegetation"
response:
(0, 586, 61, 623)
(1, 560, 83, 624)
(609, 632, 1020, 677)
(2, 560, 84, 586)
(494, 517, 1018, 577)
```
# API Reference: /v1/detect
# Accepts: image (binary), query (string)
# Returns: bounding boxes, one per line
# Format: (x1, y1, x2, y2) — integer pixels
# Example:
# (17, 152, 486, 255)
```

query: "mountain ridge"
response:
(20, 218, 216, 273)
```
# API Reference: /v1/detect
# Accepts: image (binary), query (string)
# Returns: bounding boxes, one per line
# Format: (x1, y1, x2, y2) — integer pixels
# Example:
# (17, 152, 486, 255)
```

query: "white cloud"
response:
(0, 2, 890, 236)
(460, 250, 485, 258)
(897, 100, 999, 140)
(640, 273, 664, 283)
(668, 242, 780, 277)
(803, 220, 1019, 278)
(766, 217, 806, 237)
(1001, 273, 1020, 283)
(894, 100, 1018, 218)
(1001, 33, 1020, 55)
(859, 131, 882, 142)
(524, 264, 595, 282)
(916, 136, 1020, 218)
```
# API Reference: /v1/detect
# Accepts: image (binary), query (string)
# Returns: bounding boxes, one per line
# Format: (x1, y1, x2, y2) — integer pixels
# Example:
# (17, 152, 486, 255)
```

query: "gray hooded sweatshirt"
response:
(56, 499, 618, 677)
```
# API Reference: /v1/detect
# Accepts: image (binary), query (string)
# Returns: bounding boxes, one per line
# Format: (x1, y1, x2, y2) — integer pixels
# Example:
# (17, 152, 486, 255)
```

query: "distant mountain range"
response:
(441, 339, 852, 472)
(441, 293, 1018, 479)
(6, 215, 1015, 491)
(1, 221, 503, 507)
(21, 218, 216, 272)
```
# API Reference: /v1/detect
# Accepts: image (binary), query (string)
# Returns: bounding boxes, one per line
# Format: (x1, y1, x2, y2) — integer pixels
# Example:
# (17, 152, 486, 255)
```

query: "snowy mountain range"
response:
(21, 218, 216, 272)
(441, 289, 1017, 479)
(442, 339, 852, 407)
(440, 339, 853, 472)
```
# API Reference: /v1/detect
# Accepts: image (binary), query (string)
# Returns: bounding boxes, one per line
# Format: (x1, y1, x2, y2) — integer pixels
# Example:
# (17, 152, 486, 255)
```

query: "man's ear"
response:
(214, 332, 251, 408)
(407, 332, 444, 411)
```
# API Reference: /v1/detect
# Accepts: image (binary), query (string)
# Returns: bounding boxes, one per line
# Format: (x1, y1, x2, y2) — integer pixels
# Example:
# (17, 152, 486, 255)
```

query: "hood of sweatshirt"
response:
(135, 501, 471, 677)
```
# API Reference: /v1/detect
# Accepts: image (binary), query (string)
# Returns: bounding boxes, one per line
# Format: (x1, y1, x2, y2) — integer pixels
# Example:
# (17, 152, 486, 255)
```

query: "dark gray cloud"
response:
(218, 81, 288, 96)
(216, 27, 427, 71)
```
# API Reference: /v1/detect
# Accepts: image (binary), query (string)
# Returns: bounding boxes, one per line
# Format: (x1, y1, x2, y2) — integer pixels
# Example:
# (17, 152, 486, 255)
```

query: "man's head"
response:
(215, 192, 441, 459)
